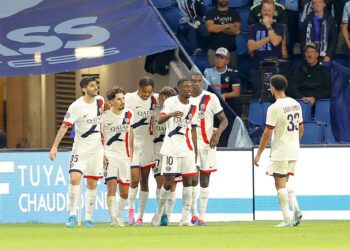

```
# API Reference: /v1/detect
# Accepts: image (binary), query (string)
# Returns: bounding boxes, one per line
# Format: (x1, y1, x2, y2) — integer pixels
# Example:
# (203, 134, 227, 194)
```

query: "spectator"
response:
(300, 0, 338, 63)
(204, 47, 241, 114)
(177, 0, 210, 55)
(248, 0, 287, 58)
(248, 1, 284, 99)
(0, 130, 6, 149)
(342, 0, 350, 66)
(300, 0, 334, 23)
(205, 0, 241, 69)
(293, 42, 332, 106)
(252, 0, 285, 7)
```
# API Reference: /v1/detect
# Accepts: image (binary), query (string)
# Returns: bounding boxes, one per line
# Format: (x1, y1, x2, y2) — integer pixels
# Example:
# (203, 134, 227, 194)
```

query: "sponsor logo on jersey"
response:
(225, 77, 230, 82)
(65, 112, 70, 119)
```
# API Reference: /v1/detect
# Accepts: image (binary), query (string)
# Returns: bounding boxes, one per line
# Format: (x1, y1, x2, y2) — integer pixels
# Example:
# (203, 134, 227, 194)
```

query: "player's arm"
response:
(253, 127, 273, 166)
(210, 112, 228, 148)
(191, 125, 198, 162)
(299, 123, 304, 141)
(49, 123, 70, 160)
(129, 127, 134, 159)
(158, 111, 183, 124)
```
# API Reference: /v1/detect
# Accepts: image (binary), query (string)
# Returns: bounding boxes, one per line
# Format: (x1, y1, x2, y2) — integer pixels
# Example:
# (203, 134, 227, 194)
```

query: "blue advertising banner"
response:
(0, 0, 177, 77)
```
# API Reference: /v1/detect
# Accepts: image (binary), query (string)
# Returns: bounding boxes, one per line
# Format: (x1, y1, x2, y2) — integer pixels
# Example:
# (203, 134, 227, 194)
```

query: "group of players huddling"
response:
(49, 73, 228, 227)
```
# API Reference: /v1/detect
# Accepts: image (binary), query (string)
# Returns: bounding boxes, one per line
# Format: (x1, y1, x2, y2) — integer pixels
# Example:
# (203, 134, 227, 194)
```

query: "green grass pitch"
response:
(1, 221, 350, 249)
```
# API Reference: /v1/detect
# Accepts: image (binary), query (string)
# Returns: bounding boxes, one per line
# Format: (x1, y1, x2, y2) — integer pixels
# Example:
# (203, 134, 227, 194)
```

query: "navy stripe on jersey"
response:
(132, 118, 148, 129)
(168, 126, 184, 137)
(185, 105, 195, 120)
(81, 125, 99, 138)
(150, 96, 157, 110)
(199, 95, 209, 110)
(153, 134, 165, 143)
(106, 133, 124, 146)
(96, 99, 102, 116)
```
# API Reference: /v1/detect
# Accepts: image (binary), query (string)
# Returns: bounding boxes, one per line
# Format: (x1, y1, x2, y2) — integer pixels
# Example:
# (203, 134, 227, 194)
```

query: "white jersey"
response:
(102, 109, 134, 159)
(125, 92, 158, 150)
(266, 97, 303, 161)
(192, 90, 224, 149)
(63, 95, 104, 156)
(160, 96, 198, 157)
(153, 105, 166, 155)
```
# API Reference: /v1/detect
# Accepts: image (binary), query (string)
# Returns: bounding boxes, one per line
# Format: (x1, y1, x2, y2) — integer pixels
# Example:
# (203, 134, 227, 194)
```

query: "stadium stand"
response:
(296, 99, 312, 122)
(248, 99, 263, 129)
(300, 122, 325, 144)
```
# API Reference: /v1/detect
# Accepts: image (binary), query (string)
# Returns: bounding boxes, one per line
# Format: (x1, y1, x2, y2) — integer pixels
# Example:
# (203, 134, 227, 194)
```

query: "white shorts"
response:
(69, 150, 104, 179)
(153, 153, 183, 182)
(131, 145, 154, 169)
(104, 156, 131, 186)
(266, 160, 297, 177)
(161, 155, 197, 177)
(197, 148, 217, 173)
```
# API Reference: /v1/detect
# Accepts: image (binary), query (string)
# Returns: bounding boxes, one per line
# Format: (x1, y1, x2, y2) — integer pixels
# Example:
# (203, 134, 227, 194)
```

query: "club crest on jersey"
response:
(166, 166, 171, 171)
(188, 114, 193, 119)
(200, 104, 206, 110)
(152, 104, 156, 110)
(65, 112, 70, 119)
(99, 107, 103, 114)
(225, 77, 230, 82)
(124, 118, 130, 124)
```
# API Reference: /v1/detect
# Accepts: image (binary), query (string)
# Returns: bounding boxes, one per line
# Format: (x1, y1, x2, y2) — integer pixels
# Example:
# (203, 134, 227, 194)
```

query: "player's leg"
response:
(128, 166, 140, 226)
(66, 171, 82, 228)
(198, 172, 211, 226)
(162, 178, 179, 226)
(274, 175, 291, 227)
(84, 177, 98, 227)
(115, 182, 129, 227)
(137, 165, 152, 226)
(191, 173, 199, 225)
(106, 179, 118, 226)
(152, 175, 174, 226)
(286, 161, 302, 226)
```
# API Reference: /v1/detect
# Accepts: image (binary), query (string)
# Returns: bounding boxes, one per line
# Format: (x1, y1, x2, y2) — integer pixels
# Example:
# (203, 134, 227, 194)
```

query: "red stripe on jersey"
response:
(140, 162, 156, 169)
(149, 116, 153, 135)
(200, 95, 211, 144)
(185, 128, 193, 151)
(299, 121, 304, 125)
(160, 112, 167, 116)
(100, 128, 104, 146)
(287, 172, 294, 176)
(182, 172, 198, 177)
(125, 132, 130, 158)
(190, 105, 197, 121)
(63, 121, 73, 127)
(267, 126, 275, 129)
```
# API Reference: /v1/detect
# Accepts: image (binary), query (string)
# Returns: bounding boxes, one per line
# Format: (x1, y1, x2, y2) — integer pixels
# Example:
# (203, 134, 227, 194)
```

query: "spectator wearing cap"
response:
(293, 42, 332, 106)
(300, 0, 338, 63)
(248, 1, 284, 99)
(249, 0, 288, 58)
(204, 47, 241, 114)
(205, 0, 241, 69)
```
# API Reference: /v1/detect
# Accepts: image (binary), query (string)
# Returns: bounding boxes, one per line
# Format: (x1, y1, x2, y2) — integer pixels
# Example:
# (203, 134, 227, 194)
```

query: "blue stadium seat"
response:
(236, 33, 248, 55)
(297, 99, 312, 122)
(191, 54, 209, 73)
(315, 99, 331, 124)
(334, 54, 349, 67)
(248, 100, 263, 128)
(262, 102, 272, 123)
(236, 5, 250, 32)
(203, 0, 212, 6)
(153, 0, 173, 8)
(237, 54, 252, 79)
(229, 0, 249, 7)
(158, 7, 182, 32)
(300, 122, 325, 144)
(325, 124, 338, 144)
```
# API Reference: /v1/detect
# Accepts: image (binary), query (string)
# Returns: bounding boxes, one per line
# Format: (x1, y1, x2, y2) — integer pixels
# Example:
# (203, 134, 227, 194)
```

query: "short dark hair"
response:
(189, 72, 202, 80)
(80, 76, 97, 89)
(270, 75, 288, 91)
(139, 77, 154, 88)
(106, 85, 125, 101)
(159, 87, 177, 97)
(177, 78, 189, 87)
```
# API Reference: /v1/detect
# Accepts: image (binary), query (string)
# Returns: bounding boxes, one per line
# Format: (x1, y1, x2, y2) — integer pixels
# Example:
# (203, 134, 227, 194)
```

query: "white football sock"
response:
(117, 196, 128, 217)
(107, 196, 116, 221)
(157, 186, 170, 214)
(182, 187, 192, 224)
(68, 184, 79, 217)
(199, 187, 209, 221)
(128, 187, 138, 210)
(137, 191, 149, 219)
(192, 184, 199, 217)
(156, 188, 161, 205)
(166, 191, 177, 220)
(287, 186, 300, 212)
(277, 188, 291, 223)
(84, 188, 97, 221)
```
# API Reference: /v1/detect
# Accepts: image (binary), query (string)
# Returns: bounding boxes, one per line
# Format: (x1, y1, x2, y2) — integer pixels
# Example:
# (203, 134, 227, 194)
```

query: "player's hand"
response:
(254, 154, 261, 167)
(103, 155, 109, 168)
(49, 146, 57, 161)
(210, 131, 220, 148)
(170, 111, 183, 118)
